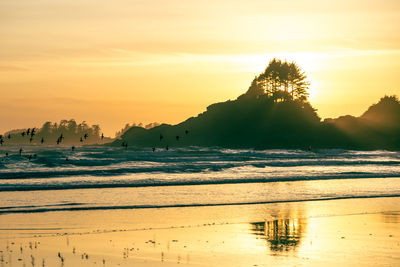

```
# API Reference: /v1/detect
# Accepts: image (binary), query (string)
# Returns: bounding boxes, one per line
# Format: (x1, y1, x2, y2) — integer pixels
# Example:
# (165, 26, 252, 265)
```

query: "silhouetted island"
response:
(110, 59, 400, 150)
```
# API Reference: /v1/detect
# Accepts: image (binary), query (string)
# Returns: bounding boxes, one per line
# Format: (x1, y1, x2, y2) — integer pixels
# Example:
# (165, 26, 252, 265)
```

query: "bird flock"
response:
(121, 129, 190, 152)
(0, 128, 106, 160)
(1, 126, 190, 160)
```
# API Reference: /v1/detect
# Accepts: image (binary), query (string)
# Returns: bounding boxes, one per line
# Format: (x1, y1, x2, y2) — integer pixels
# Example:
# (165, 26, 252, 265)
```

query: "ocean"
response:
(0, 146, 399, 214)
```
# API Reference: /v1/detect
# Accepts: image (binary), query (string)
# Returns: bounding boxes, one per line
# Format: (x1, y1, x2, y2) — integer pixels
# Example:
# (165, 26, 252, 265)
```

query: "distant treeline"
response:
(0, 120, 111, 146)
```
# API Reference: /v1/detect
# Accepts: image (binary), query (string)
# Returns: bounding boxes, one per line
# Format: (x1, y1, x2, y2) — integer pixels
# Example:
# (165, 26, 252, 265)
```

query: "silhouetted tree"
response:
(245, 58, 310, 102)
(115, 122, 161, 138)
(245, 78, 264, 97)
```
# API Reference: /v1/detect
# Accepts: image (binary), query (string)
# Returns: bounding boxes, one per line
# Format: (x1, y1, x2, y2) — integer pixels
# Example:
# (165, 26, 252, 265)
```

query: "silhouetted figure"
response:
(71, 146, 75, 151)
(121, 141, 128, 149)
(29, 137, 33, 143)
(66, 157, 69, 161)
(5, 152, 8, 157)
(7, 134, 11, 139)
(166, 145, 169, 150)
(80, 137, 83, 142)
(21, 132, 25, 137)
(152, 147, 156, 152)
(308, 145, 312, 151)
(27, 128, 30, 135)
(41, 137, 44, 144)
(84, 133, 88, 139)
(19, 148, 23, 155)
(176, 135, 180, 141)
(185, 130, 189, 135)
(28, 155, 32, 161)
(160, 134, 163, 141)
(33, 154, 37, 158)
(0, 139, 3, 146)
(101, 133, 104, 140)
(56, 138, 60, 145)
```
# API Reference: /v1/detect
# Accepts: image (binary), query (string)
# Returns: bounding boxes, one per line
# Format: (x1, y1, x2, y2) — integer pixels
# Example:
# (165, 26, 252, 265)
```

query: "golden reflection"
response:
(250, 218, 305, 252)
(380, 211, 400, 224)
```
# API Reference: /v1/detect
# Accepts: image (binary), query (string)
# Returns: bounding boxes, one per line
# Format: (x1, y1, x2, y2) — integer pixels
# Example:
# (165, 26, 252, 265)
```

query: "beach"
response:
(1, 196, 399, 267)
(1, 147, 400, 266)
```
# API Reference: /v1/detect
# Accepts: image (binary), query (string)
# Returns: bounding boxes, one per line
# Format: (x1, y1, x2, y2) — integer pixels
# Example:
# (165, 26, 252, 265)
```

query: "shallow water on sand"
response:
(0, 197, 399, 267)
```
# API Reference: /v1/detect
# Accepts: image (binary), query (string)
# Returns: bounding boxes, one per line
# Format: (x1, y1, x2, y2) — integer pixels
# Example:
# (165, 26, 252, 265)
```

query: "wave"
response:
(1, 173, 400, 192)
(1, 194, 399, 214)
(1, 146, 400, 192)
(1, 158, 400, 180)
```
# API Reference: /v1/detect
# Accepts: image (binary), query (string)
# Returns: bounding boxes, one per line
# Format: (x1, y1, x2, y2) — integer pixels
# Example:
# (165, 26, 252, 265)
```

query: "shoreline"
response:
(1, 193, 400, 215)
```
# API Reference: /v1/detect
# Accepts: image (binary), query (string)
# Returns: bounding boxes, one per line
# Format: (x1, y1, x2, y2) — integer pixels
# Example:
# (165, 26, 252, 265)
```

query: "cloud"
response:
(0, 65, 29, 72)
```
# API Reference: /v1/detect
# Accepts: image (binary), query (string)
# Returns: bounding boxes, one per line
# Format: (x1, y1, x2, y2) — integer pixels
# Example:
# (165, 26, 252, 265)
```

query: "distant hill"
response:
(321, 95, 400, 149)
(111, 96, 322, 149)
(111, 95, 400, 150)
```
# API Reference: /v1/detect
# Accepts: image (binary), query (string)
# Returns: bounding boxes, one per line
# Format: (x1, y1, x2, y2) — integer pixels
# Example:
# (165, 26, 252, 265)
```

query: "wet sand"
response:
(0, 197, 399, 266)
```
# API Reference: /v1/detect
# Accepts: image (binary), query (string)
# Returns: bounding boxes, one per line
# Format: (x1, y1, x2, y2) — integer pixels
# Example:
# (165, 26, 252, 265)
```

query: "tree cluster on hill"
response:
(242, 58, 309, 102)
(0, 119, 111, 146)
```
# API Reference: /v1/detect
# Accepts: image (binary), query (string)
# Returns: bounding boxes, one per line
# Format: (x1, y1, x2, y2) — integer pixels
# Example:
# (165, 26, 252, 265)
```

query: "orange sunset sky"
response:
(1, 0, 400, 136)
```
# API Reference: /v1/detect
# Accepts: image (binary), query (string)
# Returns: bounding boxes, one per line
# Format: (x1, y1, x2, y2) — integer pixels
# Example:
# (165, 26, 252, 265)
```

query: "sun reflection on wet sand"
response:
(251, 218, 303, 252)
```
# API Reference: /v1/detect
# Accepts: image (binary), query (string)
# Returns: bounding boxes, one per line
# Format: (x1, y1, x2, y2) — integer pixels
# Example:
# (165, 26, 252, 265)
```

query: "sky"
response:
(1, 0, 400, 136)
